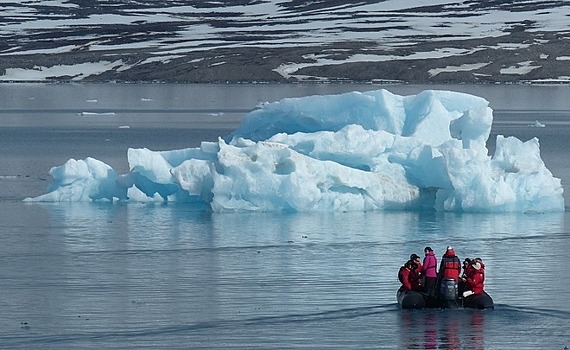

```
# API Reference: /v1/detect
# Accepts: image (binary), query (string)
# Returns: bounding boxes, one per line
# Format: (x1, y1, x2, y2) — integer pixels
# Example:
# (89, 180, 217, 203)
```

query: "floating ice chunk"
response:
(24, 157, 130, 202)
(77, 112, 116, 116)
(28, 89, 564, 213)
(529, 120, 545, 128)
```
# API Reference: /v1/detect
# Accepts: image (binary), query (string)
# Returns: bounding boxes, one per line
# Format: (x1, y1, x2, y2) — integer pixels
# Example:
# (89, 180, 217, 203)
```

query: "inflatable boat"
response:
(460, 291, 494, 309)
(396, 286, 494, 309)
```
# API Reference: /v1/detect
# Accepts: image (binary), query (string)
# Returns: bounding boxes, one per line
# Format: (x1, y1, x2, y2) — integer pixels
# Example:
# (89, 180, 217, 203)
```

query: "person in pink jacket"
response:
(421, 246, 438, 296)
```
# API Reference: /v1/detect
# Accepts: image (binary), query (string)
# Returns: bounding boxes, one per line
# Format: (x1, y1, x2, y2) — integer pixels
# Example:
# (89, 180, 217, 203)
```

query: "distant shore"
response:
(2, 30, 570, 85)
(3, 1, 570, 85)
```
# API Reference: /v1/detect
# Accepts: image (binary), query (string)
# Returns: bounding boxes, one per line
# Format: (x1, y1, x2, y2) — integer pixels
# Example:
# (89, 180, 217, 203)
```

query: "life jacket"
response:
(398, 266, 405, 284)
(467, 270, 485, 294)
(398, 266, 413, 290)
(415, 262, 422, 274)
(441, 255, 461, 280)
(410, 269, 423, 290)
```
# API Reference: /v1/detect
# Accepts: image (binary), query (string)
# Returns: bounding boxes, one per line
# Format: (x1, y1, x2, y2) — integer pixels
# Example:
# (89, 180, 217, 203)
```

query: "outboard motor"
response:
(439, 278, 459, 308)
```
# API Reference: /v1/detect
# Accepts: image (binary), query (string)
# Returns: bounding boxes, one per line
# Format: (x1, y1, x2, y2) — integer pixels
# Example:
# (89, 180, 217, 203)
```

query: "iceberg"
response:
(26, 89, 564, 213)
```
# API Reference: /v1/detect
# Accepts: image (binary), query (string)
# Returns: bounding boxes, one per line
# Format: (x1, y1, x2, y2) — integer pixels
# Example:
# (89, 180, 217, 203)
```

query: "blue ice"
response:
(26, 89, 564, 213)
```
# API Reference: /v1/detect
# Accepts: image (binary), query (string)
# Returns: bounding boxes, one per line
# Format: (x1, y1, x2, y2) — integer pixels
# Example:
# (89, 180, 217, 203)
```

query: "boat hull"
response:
(396, 286, 426, 309)
(397, 286, 494, 309)
(460, 291, 494, 309)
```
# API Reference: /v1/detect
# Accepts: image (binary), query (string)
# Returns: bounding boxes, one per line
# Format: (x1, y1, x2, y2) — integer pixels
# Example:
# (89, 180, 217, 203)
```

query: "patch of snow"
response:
(140, 55, 186, 65)
(493, 43, 532, 50)
(500, 61, 541, 75)
(429, 63, 490, 78)
(274, 48, 484, 80)
(0, 60, 130, 81)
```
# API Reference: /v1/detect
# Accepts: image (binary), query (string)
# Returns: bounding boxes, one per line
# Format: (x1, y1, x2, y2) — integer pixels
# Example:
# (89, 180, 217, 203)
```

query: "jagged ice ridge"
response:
(26, 89, 564, 213)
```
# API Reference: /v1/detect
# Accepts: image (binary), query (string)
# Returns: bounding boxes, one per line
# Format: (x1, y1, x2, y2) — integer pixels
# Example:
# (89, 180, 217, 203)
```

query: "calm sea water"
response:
(0, 83, 569, 349)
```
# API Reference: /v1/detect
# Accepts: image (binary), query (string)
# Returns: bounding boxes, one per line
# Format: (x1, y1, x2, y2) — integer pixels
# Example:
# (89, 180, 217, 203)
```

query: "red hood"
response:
(445, 249, 456, 257)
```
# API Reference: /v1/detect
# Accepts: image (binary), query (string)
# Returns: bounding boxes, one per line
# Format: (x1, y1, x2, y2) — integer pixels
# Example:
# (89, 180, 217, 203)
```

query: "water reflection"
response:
(424, 311, 437, 349)
(467, 312, 485, 350)
(399, 310, 486, 350)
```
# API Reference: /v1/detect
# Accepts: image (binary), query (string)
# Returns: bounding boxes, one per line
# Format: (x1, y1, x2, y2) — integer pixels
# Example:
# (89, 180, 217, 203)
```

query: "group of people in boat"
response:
(398, 246, 486, 300)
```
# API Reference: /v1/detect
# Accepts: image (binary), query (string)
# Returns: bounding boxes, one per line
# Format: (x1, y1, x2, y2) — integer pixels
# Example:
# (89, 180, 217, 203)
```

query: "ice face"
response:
(26, 89, 564, 213)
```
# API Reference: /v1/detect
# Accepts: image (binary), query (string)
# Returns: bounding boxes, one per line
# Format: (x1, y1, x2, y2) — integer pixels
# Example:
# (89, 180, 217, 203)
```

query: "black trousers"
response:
(424, 277, 437, 297)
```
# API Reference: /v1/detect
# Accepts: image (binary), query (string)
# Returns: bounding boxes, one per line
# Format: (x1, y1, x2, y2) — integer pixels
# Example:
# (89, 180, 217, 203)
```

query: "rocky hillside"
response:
(1, 0, 569, 83)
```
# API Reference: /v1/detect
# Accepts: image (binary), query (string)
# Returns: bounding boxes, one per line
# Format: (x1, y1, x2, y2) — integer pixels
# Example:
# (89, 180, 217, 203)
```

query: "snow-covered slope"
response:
(1, 0, 569, 83)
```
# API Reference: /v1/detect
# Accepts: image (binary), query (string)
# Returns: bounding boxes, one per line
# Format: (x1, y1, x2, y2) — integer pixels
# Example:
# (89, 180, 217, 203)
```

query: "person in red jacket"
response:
(409, 256, 423, 291)
(474, 257, 486, 278)
(399, 260, 423, 291)
(398, 261, 414, 291)
(437, 246, 462, 303)
(410, 253, 422, 280)
(439, 246, 461, 282)
(461, 258, 473, 279)
(463, 261, 485, 297)
(459, 258, 473, 295)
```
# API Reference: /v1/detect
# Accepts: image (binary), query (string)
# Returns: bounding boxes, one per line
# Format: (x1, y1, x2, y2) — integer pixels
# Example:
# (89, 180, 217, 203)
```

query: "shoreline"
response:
(2, 78, 570, 85)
